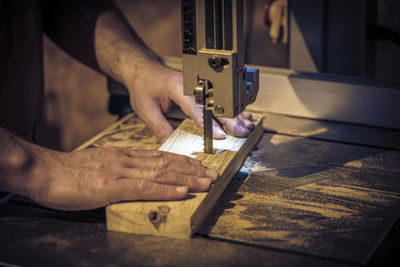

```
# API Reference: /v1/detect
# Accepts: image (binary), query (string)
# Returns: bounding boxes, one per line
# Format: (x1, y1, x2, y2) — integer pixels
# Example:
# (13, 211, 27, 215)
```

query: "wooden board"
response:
(106, 116, 263, 239)
(75, 114, 162, 151)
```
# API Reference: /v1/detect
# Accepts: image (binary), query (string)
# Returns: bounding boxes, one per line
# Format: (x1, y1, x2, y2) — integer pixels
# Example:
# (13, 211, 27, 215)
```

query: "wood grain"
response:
(106, 116, 263, 239)
(75, 114, 161, 151)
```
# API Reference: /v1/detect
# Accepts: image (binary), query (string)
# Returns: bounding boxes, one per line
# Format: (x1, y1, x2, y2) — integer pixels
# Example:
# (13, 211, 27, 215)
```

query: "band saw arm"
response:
(181, 0, 259, 153)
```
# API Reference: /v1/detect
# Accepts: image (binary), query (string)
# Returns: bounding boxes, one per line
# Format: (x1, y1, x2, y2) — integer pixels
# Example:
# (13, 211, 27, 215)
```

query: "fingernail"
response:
(197, 178, 211, 186)
(206, 168, 218, 178)
(176, 186, 188, 193)
(152, 150, 162, 156)
(214, 126, 226, 138)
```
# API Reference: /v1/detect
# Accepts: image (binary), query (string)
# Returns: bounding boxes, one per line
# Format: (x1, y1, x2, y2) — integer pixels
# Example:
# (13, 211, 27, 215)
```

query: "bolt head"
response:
(215, 105, 224, 115)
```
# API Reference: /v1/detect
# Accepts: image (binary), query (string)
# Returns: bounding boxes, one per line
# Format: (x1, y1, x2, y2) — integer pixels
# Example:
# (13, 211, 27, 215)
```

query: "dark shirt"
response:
(0, 0, 44, 140)
(0, 0, 112, 140)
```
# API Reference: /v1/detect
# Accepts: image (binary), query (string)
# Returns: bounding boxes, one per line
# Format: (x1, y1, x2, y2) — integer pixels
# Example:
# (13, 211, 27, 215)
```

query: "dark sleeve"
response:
(42, 0, 115, 73)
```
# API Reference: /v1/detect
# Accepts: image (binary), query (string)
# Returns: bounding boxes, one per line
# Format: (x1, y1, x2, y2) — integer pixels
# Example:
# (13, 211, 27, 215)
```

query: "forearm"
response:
(94, 10, 167, 90)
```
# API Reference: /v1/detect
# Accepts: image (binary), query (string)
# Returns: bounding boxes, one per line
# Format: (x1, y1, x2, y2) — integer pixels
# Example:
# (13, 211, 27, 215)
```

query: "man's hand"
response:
(127, 66, 256, 143)
(94, 10, 256, 143)
(27, 147, 218, 211)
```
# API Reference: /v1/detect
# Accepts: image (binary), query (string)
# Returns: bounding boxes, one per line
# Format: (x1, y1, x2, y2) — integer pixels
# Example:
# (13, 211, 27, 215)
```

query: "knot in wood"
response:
(148, 205, 171, 230)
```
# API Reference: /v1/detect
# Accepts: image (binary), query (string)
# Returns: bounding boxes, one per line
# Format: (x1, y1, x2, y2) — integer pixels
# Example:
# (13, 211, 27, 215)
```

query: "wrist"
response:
(0, 136, 39, 197)
(120, 54, 168, 91)
(0, 129, 60, 203)
(95, 10, 167, 90)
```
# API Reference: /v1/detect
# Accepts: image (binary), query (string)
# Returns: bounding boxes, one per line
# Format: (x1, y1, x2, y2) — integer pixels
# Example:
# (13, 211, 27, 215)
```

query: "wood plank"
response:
(106, 116, 263, 239)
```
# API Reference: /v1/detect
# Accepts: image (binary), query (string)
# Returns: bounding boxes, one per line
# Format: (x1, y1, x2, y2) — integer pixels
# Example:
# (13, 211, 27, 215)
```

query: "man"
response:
(0, 0, 255, 211)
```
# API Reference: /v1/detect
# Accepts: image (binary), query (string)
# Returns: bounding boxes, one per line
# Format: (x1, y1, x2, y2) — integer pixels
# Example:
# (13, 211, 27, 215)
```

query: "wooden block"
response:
(106, 116, 263, 239)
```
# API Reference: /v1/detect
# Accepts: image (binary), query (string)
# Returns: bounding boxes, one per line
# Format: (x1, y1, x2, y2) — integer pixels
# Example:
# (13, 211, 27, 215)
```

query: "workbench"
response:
(1, 112, 399, 267)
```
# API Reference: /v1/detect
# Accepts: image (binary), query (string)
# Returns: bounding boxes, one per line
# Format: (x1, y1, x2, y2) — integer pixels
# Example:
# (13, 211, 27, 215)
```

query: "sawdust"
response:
(241, 160, 277, 174)
(210, 181, 400, 248)
(238, 192, 357, 219)
(210, 192, 328, 247)
(343, 160, 363, 168)
(270, 134, 298, 145)
(259, 230, 293, 240)
(290, 127, 329, 137)
(297, 183, 400, 204)
(211, 182, 400, 243)
(214, 203, 258, 231)
(209, 182, 393, 247)
(275, 199, 356, 218)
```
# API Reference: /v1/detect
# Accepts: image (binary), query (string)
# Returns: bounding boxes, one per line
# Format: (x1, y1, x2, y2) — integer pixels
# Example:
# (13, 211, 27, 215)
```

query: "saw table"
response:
(1, 112, 400, 267)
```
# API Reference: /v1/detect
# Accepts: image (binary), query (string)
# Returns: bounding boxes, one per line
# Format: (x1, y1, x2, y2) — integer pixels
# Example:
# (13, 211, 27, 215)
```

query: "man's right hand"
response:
(1, 126, 218, 211)
(28, 147, 218, 211)
(11, 145, 218, 211)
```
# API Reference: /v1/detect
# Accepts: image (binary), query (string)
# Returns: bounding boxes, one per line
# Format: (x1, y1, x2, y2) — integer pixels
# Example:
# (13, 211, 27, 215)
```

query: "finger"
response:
(161, 152, 218, 181)
(241, 118, 256, 131)
(237, 113, 255, 131)
(165, 161, 218, 183)
(217, 116, 251, 137)
(134, 97, 174, 143)
(171, 96, 226, 139)
(212, 119, 226, 139)
(238, 112, 252, 121)
(161, 151, 202, 166)
(121, 151, 218, 181)
(165, 162, 218, 183)
(168, 83, 228, 140)
(149, 170, 212, 192)
(120, 168, 212, 192)
(121, 155, 167, 169)
(116, 179, 188, 201)
(121, 152, 209, 174)
(169, 83, 204, 127)
(124, 149, 162, 158)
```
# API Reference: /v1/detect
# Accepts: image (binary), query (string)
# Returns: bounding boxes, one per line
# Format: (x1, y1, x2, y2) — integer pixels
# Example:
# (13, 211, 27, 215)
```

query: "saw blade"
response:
(203, 107, 213, 153)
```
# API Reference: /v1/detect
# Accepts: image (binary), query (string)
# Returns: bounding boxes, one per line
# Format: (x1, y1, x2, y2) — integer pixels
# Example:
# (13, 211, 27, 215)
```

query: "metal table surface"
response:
(1, 113, 399, 267)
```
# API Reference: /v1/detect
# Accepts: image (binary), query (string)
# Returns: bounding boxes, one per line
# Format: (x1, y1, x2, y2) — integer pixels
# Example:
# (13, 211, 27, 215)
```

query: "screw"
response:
(208, 56, 222, 70)
(215, 105, 224, 115)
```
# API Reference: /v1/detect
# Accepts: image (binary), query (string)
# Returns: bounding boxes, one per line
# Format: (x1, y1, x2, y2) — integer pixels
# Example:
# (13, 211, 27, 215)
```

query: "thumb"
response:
(172, 92, 226, 139)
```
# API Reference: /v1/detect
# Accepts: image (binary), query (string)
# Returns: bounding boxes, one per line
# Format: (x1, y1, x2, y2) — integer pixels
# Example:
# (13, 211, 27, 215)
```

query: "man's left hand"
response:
(127, 66, 255, 143)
